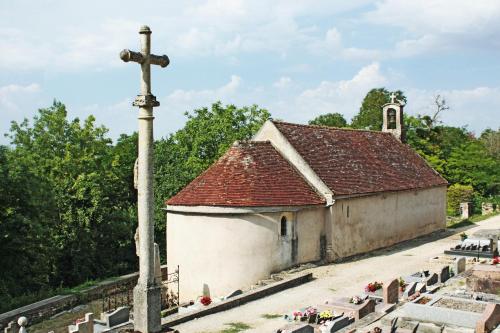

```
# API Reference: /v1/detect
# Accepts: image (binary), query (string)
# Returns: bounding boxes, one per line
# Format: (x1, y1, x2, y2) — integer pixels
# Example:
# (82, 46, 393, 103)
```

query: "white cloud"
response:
(278, 62, 387, 122)
(406, 86, 500, 133)
(167, 75, 242, 106)
(0, 83, 41, 111)
(273, 77, 292, 89)
(309, 27, 381, 61)
(365, 0, 500, 55)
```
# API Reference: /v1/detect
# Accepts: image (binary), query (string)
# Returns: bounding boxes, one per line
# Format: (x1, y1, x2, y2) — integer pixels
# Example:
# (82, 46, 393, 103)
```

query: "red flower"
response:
(200, 296, 211, 306)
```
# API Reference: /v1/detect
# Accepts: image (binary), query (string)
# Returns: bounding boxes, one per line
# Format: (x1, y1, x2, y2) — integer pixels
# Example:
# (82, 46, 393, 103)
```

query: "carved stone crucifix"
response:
(120, 25, 169, 333)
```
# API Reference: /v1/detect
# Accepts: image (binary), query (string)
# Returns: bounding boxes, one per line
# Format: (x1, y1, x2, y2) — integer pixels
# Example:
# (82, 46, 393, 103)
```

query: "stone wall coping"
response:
(161, 272, 313, 328)
(0, 265, 168, 329)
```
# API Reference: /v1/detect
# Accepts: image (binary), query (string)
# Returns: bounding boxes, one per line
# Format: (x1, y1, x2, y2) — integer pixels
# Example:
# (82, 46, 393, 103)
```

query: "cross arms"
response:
(120, 49, 170, 68)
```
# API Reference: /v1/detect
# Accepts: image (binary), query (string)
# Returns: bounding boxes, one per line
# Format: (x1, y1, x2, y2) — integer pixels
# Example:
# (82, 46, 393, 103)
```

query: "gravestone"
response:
(101, 307, 130, 328)
(403, 282, 417, 298)
(476, 303, 500, 333)
(383, 279, 399, 304)
(4, 321, 20, 333)
(69, 313, 94, 333)
(454, 257, 466, 275)
(224, 289, 242, 299)
(439, 266, 450, 283)
(426, 273, 438, 286)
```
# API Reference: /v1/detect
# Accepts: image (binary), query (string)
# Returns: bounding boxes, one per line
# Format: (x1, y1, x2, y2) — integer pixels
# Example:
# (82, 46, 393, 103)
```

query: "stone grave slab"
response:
(320, 316, 351, 333)
(280, 323, 314, 333)
(322, 297, 375, 320)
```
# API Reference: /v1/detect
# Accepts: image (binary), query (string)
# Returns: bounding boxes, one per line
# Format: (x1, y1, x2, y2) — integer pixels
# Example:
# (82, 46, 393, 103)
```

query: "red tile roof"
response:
(273, 121, 447, 196)
(166, 141, 325, 207)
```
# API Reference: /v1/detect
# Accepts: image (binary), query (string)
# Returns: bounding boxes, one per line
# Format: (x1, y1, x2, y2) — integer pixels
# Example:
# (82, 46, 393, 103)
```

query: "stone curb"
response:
(161, 272, 314, 328)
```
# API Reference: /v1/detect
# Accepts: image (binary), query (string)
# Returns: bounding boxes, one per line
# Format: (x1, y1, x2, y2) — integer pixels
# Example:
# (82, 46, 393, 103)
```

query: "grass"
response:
(447, 219, 475, 229)
(29, 300, 103, 333)
(446, 211, 499, 229)
(261, 313, 282, 319)
(219, 322, 252, 333)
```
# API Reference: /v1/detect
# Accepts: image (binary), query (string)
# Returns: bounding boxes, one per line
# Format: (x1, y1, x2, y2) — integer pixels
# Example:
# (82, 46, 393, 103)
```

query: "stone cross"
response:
(120, 25, 169, 333)
(389, 92, 397, 104)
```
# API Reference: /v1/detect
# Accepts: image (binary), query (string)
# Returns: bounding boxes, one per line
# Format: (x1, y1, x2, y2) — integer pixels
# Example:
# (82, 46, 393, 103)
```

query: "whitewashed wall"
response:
(166, 207, 324, 302)
(330, 186, 447, 259)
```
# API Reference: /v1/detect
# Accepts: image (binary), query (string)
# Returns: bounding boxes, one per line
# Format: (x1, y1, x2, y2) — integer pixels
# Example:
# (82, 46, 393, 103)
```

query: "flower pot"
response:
(308, 314, 317, 323)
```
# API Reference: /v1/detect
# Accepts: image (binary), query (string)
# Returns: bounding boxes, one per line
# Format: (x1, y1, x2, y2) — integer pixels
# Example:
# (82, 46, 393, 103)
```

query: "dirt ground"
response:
(172, 214, 500, 333)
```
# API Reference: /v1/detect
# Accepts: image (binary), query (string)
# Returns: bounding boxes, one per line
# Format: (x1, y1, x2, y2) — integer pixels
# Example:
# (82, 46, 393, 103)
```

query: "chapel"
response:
(165, 98, 448, 301)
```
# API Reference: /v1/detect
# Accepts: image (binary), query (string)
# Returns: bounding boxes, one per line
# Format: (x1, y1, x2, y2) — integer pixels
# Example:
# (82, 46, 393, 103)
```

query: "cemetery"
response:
(2, 2, 500, 333)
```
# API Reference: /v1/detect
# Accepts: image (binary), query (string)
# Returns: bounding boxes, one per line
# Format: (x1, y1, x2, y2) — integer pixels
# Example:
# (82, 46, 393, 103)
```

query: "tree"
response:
(0, 146, 52, 304)
(351, 88, 406, 130)
(309, 113, 347, 127)
(447, 140, 500, 196)
(6, 101, 137, 287)
(447, 184, 474, 216)
(154, 102, 270, 253)
(480, 128, 500, 159)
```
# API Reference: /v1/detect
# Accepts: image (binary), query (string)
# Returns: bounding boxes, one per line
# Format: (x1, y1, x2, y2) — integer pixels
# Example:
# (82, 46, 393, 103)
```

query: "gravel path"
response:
(173, 215, 500, 333)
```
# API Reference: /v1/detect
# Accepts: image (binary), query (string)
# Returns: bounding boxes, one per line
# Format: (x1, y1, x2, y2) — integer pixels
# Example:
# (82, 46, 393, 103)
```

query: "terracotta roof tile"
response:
(166, 141, 325, 207)
(273, 121, 447, 196)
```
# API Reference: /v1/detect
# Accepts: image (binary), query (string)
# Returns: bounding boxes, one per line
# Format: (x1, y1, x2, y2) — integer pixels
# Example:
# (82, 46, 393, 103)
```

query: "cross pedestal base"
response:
(133, 283, 161, 333)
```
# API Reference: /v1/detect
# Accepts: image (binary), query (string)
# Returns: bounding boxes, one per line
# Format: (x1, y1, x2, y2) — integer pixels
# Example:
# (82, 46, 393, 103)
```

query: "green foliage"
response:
(261, 313, 282, 319)
(447, 184, 474, 215)
(447, 140, 500, 195)
(2, 101, 137, 309)
(351, 88, 406, 130)
(220, 322, 252, 333)
(154, 102, 270, 252)
(308, 113, 347, 128)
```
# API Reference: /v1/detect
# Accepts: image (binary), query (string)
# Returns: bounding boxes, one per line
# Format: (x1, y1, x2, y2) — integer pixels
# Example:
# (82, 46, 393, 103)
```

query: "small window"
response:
(280, 216, 287, 236)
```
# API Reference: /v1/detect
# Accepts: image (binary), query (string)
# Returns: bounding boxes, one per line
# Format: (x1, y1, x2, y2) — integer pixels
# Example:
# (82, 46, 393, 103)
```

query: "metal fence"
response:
(161, 265, 179, 310)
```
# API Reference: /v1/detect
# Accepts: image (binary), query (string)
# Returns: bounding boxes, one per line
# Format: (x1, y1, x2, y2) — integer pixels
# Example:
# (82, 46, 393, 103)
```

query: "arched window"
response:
(280, 216, 287, 236)
(387, 108, 397, 129)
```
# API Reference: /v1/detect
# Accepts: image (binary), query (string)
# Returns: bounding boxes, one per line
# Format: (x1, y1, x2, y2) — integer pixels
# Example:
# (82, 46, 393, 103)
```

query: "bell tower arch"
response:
(382, 92, 405, 142)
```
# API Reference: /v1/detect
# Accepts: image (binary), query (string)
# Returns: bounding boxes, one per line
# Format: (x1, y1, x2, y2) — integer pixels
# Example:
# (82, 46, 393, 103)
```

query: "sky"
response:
(1, 0, 500, 144)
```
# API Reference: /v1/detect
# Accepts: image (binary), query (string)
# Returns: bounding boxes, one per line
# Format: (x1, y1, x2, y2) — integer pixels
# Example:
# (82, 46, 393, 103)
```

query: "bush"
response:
(447, 184, 474, 216)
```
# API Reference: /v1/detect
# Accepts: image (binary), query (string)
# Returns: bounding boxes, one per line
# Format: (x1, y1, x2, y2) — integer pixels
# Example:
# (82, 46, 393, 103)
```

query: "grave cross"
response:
(119, 25, 169, 333)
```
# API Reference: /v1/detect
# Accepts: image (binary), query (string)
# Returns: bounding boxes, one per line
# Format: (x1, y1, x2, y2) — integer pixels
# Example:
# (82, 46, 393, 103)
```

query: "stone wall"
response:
(0, 266, 168, 330)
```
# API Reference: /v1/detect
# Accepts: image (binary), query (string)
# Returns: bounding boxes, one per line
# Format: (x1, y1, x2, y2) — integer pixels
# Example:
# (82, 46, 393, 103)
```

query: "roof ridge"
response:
(271, 120, 390, 134)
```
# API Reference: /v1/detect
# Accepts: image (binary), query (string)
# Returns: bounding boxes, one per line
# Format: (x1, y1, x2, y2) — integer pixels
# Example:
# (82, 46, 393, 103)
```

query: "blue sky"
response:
(1, 0, 500, 144)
